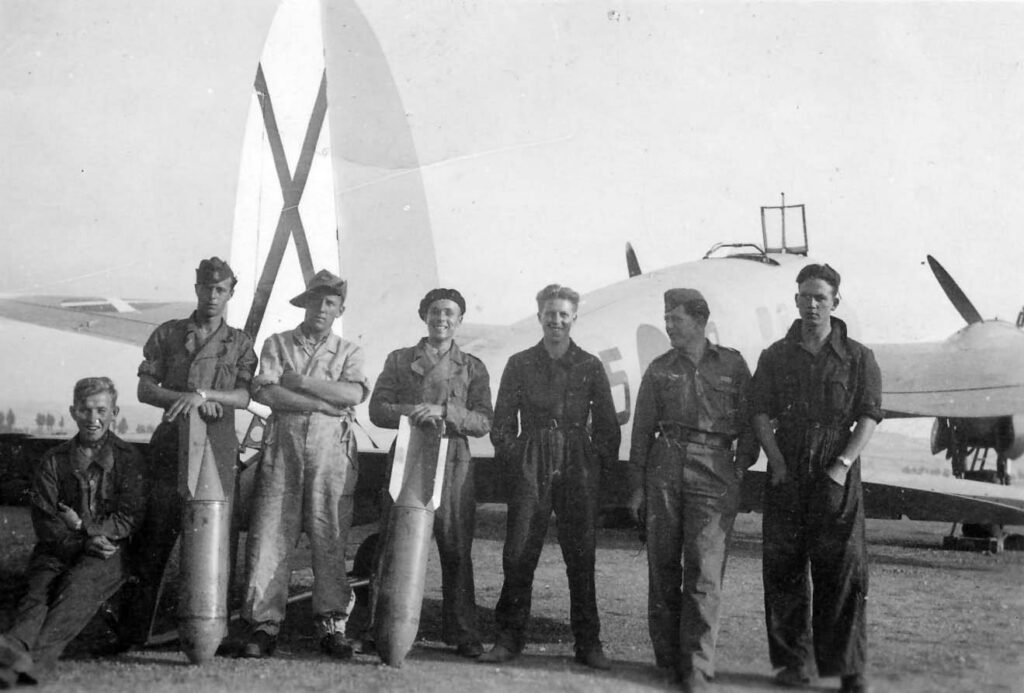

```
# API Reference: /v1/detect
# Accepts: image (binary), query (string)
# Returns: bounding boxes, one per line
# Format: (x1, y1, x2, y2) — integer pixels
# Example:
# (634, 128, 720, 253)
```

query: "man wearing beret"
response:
(627, 288, 759, 692)
(242, 270, 370, 660)
(481, 284, 619, 670)
(105, 257, 257, 654)
(367, 288, 493, 657)
(749, 264, 881, 693)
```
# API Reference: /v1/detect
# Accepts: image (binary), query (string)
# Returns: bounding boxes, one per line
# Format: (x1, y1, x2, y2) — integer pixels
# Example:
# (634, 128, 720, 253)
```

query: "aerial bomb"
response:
(373, 416, 448, 667)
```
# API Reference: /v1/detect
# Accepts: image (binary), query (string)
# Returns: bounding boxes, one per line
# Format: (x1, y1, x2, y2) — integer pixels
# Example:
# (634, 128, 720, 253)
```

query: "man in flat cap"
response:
(242, 269, 369, 660)
(367, 287, 493, 658)
(749, 264, 881, 693)
(104, 257, 257, 654)
(627, 288, 758, 692)
(481, 284, 619, 670)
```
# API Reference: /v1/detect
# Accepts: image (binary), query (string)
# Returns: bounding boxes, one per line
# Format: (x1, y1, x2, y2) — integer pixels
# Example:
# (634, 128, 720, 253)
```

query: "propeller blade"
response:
(626, 242, 642, 278)
(927, 255, 983, 324)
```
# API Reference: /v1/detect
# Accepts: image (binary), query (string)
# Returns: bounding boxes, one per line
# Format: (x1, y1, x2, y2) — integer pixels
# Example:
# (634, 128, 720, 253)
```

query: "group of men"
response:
(0, 257, 879, 693)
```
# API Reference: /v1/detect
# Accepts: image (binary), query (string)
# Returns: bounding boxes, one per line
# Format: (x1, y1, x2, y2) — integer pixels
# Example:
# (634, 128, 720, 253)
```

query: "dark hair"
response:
(418, 288, 466, 320)
(73, 377, 118, 406)
(795, 263, 841, 293)
(535, 284, 580, 311)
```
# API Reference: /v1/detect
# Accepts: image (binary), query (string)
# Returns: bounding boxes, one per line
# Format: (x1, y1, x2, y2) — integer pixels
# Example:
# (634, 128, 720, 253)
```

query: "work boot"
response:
(774, 666, 811, 687)
(680, 669, 712, 693)
(839, 674, 870, 693)
(574, 645, 611, 670)
(0, 636, 32, 680)
(241, 631, 276, 659)
(456, 641, 484, 658)
(478, 643, 520, 664)
(320, 633, 354, 660)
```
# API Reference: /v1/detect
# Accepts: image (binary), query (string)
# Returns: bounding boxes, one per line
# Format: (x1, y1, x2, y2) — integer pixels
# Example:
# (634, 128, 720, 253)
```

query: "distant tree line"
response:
(0, 409, 154, 436)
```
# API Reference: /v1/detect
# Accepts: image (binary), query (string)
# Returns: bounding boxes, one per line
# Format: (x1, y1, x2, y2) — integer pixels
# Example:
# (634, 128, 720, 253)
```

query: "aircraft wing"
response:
(872, 320, 1024, 418)
(737, 469, 1024, 526)
(0, 295, 192, 347)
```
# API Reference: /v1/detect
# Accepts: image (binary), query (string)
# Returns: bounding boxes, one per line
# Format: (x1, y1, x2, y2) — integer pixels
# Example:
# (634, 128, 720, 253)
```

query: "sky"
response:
(2, 1, 1023, 430)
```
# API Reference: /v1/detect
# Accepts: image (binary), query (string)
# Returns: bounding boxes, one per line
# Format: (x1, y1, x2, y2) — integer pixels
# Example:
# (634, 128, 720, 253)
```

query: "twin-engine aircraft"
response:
(3, 0, 1024, 536)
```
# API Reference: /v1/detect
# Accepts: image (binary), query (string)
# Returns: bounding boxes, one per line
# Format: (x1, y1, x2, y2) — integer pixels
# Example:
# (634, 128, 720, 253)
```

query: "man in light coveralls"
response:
(242, 270, 369, 660)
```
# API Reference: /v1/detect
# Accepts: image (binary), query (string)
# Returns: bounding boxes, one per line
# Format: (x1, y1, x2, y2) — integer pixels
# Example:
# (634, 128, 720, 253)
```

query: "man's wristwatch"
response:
(195, 389, 208, 401)
(837, 455, 854, 468)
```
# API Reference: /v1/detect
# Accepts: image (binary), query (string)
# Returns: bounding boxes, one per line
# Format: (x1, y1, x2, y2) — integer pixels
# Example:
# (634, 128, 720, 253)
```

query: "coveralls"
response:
(124, 314, 256, 643)
(489, 340, 620, 655)
(368, 338, 493, 646)
(7, 433, 146, 674)
(749, 317, 882, 678)
(628, 342, 759, 679)
(244, 326, 369, 638)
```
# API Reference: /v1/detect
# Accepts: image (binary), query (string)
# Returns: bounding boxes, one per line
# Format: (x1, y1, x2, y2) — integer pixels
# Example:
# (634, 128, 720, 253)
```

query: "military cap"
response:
(664, 288, 707, 313)
(289, 269, 348, 307)
(195, 257, 236, 285)
(795, 263, 841, 292)
(419, 288, 466, 320)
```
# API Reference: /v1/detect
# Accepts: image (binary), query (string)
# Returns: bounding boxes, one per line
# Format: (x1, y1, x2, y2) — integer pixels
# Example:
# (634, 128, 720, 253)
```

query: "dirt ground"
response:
(1, 504, 1022, 693)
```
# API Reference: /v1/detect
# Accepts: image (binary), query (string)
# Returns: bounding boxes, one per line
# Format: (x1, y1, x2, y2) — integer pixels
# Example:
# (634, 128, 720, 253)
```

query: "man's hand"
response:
(280, 372, 305, 391)
(768, 454, 788, 486)
(198, 400, 224, 422)
(317, 401, 346, 417)
(85, 535, 118, 560)
(626, 488, 646, 531)
(825, 459, 849, 486)
(56, 502, 82, 531)
(409, 403, 444, 427)
(164, 392, 206, 422)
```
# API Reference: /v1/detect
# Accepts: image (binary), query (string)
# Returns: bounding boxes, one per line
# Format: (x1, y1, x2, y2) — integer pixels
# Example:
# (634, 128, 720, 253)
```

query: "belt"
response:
(656, 422, 733, 449)
(523, 418, 584, 432)
(778, 418, 849, 432)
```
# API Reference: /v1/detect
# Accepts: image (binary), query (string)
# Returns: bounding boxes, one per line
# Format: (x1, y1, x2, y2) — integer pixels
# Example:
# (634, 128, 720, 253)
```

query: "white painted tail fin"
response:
(230, 0, 441, 373)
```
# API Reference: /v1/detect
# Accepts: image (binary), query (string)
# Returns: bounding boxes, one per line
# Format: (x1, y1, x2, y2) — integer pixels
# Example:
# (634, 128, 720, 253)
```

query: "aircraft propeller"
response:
(626, 242, 642, 278)
(926, 255, 984, 325)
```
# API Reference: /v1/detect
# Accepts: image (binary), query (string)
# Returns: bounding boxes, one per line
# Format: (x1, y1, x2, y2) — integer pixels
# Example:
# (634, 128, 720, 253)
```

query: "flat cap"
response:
(664, 288, 707, 313)
(289, 269, 348, 307)
(418, 288, 466, 320)
(195, 257, 236, 285)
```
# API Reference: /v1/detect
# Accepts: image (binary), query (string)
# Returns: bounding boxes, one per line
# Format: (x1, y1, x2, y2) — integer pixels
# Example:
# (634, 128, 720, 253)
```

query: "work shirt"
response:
(29, 433, 147, 561)
(369, 338, 493, 446)
(628, 341, 759, 483)
(252, 325, 369, 415)
(137, 312, 257, 401)
(749, 317, 883, 432)
(491, 340, 620, 466)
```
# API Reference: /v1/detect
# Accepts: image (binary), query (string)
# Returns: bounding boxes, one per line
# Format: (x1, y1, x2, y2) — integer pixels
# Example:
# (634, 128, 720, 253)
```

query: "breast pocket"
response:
(827, 369, 852, 413)
(706, 378, 740, 422)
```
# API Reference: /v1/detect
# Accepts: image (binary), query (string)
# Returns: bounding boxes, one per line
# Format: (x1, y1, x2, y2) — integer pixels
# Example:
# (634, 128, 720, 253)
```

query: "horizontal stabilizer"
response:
(0, 295, 191, 346)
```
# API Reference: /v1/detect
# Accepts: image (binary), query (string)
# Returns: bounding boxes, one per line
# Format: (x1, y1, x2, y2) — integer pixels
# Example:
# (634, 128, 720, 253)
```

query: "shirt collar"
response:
(784, 316, 850, 359)
(72, 433, 115, 472)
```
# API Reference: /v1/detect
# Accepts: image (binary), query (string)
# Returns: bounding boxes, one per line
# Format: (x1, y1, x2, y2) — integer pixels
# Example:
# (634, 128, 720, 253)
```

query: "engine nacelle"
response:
(931, 415, 1024, 460)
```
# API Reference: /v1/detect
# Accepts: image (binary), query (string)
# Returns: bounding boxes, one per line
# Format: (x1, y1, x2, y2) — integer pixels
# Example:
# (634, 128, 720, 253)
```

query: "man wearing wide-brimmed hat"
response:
(241, 270, 370, 661)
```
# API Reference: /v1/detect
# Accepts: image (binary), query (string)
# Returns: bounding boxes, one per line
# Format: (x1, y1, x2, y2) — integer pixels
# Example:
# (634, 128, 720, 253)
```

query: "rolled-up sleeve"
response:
(138, 325, 168, 382)
(855, 348, 884, 423)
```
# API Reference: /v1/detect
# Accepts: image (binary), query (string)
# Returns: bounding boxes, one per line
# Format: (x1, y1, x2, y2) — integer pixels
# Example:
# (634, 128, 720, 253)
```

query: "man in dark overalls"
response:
(628, 288, 759, 692)
(107, 257, 257, 653)
(479, 284, 620, 670)
(749, 264, 882, 693)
